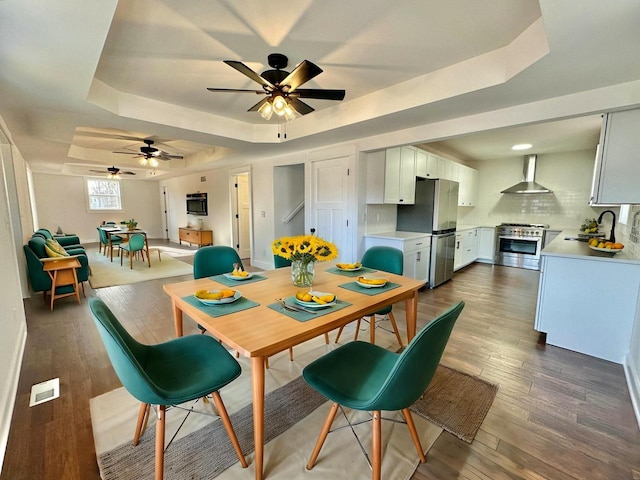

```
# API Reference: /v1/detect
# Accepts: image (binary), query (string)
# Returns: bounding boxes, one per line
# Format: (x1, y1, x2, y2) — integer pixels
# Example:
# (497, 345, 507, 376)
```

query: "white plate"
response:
(588, 245, 624, 254)
(336, 264, 362, 272)
(295, 291, 337, 309)
(356, 277, 388, 288)
(222, 271, 254, 281)
(195, 290, 242, 306)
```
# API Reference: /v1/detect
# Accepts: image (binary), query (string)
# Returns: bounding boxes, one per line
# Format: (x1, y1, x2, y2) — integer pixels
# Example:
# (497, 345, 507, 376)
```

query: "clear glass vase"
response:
(291, 259, 315, 287)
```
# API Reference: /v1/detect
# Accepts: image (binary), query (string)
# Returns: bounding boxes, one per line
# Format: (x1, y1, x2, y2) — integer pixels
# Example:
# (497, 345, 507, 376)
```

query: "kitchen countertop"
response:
(542, 229, 640, 265)
(364, 231, 431, 240)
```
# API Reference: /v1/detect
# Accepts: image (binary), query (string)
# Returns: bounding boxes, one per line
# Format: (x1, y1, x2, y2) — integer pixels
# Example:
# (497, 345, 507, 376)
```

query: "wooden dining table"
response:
(162, 262, 425, 480)
(100, 226, 151, 266)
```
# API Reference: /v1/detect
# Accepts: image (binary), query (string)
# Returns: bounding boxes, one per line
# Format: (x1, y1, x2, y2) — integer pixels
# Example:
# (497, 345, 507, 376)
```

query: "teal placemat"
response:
(326, 266, 377, 277)
(267, 297, 351, 322)
(338, 281, 401, 295)
(209, 273, 268, 287)
(182, 294, 260, 317)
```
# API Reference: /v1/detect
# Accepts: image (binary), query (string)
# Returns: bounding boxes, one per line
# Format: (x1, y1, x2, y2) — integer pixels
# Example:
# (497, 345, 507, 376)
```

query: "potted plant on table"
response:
(125, 219, 138, 231)
(272, 234, 338, 287)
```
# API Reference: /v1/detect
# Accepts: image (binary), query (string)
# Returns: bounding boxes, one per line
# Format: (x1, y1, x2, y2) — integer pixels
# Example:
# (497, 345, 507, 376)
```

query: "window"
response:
(86, 178, 122, 211)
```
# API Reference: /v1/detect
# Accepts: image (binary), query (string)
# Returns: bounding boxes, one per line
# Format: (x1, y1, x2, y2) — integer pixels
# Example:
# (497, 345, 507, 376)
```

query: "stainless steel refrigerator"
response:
(396, 178, 459, 288)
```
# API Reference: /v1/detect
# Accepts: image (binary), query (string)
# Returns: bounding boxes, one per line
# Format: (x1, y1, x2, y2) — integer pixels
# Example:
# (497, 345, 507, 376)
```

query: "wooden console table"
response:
(178, 227, 213, 248)
(42, 257, 82, 310)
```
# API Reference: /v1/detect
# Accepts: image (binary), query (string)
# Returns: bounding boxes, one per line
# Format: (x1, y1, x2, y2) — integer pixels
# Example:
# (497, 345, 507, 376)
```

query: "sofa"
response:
(33, 228, 82, 250)
(24, 234, 90, 303)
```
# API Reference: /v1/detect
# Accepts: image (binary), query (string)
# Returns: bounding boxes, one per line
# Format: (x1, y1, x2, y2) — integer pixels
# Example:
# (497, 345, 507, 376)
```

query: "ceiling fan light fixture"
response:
(138, 157, 148, 166)
(258, 100, 273, 120)
(149, 158, 159, 167)
(283, 103, 296, 122)
(272, 95, 287, 116)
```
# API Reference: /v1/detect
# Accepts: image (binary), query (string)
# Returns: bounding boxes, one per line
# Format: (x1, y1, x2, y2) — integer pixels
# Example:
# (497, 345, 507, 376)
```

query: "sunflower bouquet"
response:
(272, 234, 338, 286)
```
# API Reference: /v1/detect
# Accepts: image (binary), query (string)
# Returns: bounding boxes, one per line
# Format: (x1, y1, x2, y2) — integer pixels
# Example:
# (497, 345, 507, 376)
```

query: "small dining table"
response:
(100, 226, 151, 266)
(162, 262, 425, 480)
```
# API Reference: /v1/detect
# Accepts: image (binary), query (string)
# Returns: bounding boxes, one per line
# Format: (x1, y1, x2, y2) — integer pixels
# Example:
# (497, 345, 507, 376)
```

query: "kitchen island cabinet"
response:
(363, 231, 431, 283)
(535, 230, 640, 363)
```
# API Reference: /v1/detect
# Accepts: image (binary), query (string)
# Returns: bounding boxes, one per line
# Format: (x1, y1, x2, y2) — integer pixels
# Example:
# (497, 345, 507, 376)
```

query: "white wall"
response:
(0, 129, 28, 474)
(31, 174, 164, 244)
(273, 164, 305, 239)
(459, 150, 605, 229)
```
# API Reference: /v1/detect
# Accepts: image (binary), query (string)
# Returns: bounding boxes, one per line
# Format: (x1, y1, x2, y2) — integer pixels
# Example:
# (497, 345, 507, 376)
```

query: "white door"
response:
(232, 173, 251, 260)
(309, 155, 353, 262)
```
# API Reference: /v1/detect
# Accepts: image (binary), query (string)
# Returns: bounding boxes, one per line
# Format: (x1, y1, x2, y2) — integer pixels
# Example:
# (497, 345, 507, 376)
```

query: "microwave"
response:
(186, 192, 208, 216)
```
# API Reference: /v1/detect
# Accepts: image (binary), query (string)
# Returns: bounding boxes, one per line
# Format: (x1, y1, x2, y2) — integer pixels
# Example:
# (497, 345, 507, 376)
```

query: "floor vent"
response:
(29, 378, 60, 407)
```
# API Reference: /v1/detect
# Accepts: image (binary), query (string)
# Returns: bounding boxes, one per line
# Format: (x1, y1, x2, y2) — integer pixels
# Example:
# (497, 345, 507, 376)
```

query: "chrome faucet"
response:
(597, 210, 617, 243)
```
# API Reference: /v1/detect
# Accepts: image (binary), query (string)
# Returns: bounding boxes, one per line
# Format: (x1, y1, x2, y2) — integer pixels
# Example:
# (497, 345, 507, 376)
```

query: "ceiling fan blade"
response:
(206, 87, 266, 94)
(248, 97, 271, 112)
(158, 153, 183, 160)
(113, 151, 143, 156)
(224, 60, 275, 89)
(280, 60, 323, 92)
(89, 169, 108, 174)
(289, 98, 315, 115)
(291, 89, 346, 101)
(120, 171, 136, 175)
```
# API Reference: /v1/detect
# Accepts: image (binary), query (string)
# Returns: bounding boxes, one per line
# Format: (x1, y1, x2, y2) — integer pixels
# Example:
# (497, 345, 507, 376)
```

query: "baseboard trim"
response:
(624, 352, 640, 431)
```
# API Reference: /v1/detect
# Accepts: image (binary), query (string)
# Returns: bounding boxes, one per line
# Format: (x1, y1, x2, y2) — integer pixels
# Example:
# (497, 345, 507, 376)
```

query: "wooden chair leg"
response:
(289, 347, 294, 362)
(265, 357, 270, 369)
(307, 402, 339, 470)
(372, 410, 382, 480)
(323, 333, 329, 344)
(133, 403, 150, 445)
(155, 405, 165, 480)
(402, 408, 426, 463)
(370, 315, 376, 345)
(334, 325, 346, 343)
(211, 391, 248, 468)
(388, 312, 404, 348)
(353, 318, 362, 341)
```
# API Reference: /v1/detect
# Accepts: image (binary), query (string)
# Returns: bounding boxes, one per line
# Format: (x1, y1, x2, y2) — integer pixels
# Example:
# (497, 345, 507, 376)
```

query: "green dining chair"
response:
(120, 233, 147, 269)
(88, 298, 248, 480)
(304, 301, 464, 480)
(334, 246, 405, 348)
(270, 255, 328, 369)
(97, 227, 123, 257)
(194, 246, 244, 279)
(193, 246, 244, 336)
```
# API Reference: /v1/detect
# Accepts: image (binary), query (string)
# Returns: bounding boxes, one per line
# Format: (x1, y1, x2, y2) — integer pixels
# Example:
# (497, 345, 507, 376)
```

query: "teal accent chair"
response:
(120, 233, 147, 269)
(23, 236, 90, 303)
(97, 227, 123, 258)
(193, 246, 244, 335)
(304, 301, 464, 480)
(273, 254, 292, 269)
(88, 298, 248, 480)
(334, 246, 405, 347)
(193, 246, 244, 279)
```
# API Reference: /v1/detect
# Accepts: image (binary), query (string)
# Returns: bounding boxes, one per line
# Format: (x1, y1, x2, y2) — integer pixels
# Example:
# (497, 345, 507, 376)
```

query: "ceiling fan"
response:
(113, 139, 184, 167)
(89, 166, 136, 177)
(207, 53, 346, 120)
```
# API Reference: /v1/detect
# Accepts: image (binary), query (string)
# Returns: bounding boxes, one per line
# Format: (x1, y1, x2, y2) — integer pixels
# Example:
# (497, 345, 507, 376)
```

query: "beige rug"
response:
(90, 330, 442, 480)
(87, 248, 193, 288)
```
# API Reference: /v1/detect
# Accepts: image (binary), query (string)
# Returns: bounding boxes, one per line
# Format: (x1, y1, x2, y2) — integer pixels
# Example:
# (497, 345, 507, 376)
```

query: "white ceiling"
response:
(1, 0, 639, 179)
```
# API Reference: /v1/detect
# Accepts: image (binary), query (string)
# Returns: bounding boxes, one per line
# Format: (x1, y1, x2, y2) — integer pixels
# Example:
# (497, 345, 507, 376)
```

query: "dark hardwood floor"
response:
(2, 249, 640, 479)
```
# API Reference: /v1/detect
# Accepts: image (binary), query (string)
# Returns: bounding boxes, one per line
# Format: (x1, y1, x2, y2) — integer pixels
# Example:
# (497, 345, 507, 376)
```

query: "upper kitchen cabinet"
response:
(457, 164, 478, 206)
(590, 108, 640, 205)
(366, 147, 416, 204)
(415, 150, 439, 178)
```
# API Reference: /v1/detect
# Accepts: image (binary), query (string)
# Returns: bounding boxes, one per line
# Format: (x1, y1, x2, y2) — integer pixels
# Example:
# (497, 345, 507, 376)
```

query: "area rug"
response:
(90, 332, 442, 480)
(87, 249, 193, 288)
(413, 365, 498, 443)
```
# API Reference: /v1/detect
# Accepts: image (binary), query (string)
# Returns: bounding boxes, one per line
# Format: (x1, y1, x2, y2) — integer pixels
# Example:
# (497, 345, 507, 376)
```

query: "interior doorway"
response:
(231, 171, 251, 261)
(273, 164, 305, 240)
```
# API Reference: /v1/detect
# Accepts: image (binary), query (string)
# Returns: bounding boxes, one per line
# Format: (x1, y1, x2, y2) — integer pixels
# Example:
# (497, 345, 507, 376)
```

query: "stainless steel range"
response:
(495, 223, 548, 270)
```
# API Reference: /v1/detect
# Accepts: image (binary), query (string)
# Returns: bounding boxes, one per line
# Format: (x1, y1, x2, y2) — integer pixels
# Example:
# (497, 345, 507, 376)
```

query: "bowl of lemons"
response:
(194, 289, 241, 305)
(587, 237, 624, 253)
(294, 291, 336, 309)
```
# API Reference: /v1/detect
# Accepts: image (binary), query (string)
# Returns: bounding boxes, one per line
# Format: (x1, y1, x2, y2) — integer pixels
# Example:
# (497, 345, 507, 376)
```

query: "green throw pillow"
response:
(45, 239, 70, 257)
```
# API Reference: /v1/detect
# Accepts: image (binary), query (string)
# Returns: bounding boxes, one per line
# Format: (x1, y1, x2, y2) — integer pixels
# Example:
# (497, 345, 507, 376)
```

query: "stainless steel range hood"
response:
(501, 154, 552, 194)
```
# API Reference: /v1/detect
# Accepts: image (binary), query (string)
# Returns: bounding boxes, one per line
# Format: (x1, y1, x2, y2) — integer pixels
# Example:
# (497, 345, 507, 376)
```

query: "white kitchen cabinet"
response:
(477, 227, 495, 263)
(454, 228, 478, 271)
(590, 108, 640, 205)
(458, 165, 478, 206)
(365, 147, 416, 204)
(416, 151, 439, 178)
(535, 253, 640, 363)
(363, 233, 431, 283)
